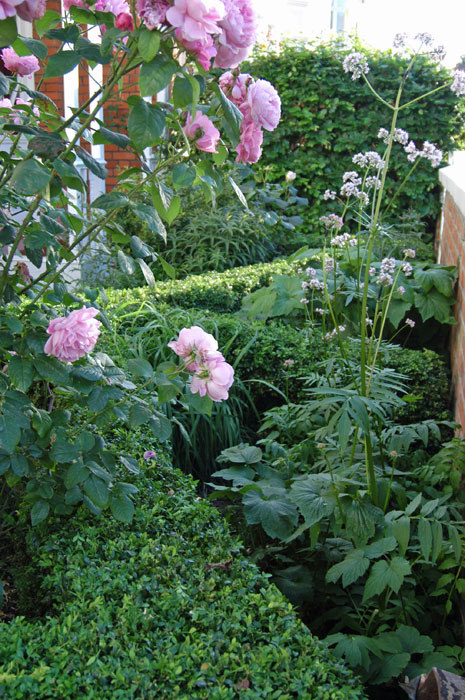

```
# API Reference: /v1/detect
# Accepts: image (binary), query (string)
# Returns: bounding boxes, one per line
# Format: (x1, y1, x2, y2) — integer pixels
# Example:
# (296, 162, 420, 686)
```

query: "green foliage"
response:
(243, 38, 465, 232)
(211, 436, 465, 686)
(0, 444, 366, 700)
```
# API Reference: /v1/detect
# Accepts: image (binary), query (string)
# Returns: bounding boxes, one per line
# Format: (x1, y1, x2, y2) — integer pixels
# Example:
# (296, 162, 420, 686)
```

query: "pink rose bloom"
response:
(183, 112, 220, 153)
(115, 11, 134, 29)
(136, 0, 169, 29)
(190, 356, 234, 402)
(214, 0, 256, 69)
(1, 48, 39, 77)
(0, 0, 22, 20)
(219, 71, 252, 107)
(168, 325, 222, 370)
(246, 79, 281, 131)
(44, 307, 102, 363)
(166, 0, 225, 44)
(177, 31, 216, 70)
(235, 118, 263, 164)
(16, 0, 45, 20)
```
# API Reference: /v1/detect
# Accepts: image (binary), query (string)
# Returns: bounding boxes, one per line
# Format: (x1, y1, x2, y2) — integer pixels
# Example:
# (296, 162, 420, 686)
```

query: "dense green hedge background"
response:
(242, 39, 465, 232)
(0, 435, 366, 700)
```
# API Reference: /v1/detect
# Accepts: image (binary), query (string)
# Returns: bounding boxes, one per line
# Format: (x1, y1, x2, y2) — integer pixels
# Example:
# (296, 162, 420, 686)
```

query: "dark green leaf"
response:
(93, 127, 130, 149)
(34, 9, 60, 37)
(243, 490, 298, 540)
(75, 146, 108, 180)
(64, 462, 89, 489)
(138, 28, 160, 62)
(127, 358, 153, 378)
(31, 499, 50, 526)
(0, 17, 17, 48)
(137, 259, 156, 288)
(172, 163, 196, 189)
(8, 356, 34, 392)
(29, 132, 65, 159)
(83, 474, 109, 508)
(148, 413, 172, 442)
(139, 55, 176, 97)
(34, 357, 70, 385)
(128, 99, 166, 151)
(131, 203, 166, 241)
(44, 51, 81, 79)
(120, 454, 140, 474)
(10, 160, 51, 195)
(111, 493, 134, 522)
(326, 549, 370, 588)
(129, 403, 151, 428)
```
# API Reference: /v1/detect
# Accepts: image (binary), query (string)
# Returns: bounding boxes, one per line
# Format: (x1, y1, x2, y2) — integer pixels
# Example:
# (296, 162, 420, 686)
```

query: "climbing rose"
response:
(246, 79, 281, 131)
(44, 307, 101, 363)
(214, 0, 256, 69)
(136, 0, 169, 28)
(1, 48, 39, 77)
(190, 355, 234, 402)
(0, 0, 22, 19)
(168, 325, 222, 370)
(166, 0, 225, 44)
(219, 71, 252, 106)
(235, 118, 263, 164)
(16, 0, 44, 20)
(183, 112, 220, 153)
(177, 32, 216, 70)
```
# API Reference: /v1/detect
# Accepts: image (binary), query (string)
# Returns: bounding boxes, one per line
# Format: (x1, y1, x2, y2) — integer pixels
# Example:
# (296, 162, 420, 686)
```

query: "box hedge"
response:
(0, 437, 366, 699)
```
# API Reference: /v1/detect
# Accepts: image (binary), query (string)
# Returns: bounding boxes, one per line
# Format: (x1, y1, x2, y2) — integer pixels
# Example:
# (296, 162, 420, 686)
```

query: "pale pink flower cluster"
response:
(44, 307, 101, 363)
(403, 139, 443, 167)
(1, 47, 39, 76)
(168, 326, 234, 402)
(319, 213, 344, 231)
(365, 175, 381, 190)
(308, 278, 324, 291)
(397, 286, 405, 295)
(377, 127, 409, 146)
(451, 70, 465, 97)
(0, 96, 39, 124)
(323, 189, 336, 200)
(330, 232, 357, 248)
(343, 52, 369, 80)
(324, 325, 345, 341)
(403, 248, 416, 258)
(324, 257, 336, 273)
(285, 171, 296, 182)
(353, 151, 385, 170)
(0, 0, 44, 21)
(283, 359, 294, 368)
(220, 71, 280, 164)
(401, 262, 413, 276)
(183, 111, 220, 153)
(405, 318, 415, 328)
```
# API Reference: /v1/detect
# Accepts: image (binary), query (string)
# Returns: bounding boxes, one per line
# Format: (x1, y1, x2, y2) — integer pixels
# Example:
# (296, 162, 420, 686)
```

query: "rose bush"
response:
(0, 0, 279, 531)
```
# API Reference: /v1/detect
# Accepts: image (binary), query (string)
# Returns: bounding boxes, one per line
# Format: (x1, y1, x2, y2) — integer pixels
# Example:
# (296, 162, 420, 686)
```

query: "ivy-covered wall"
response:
(243, 40, 465, 231)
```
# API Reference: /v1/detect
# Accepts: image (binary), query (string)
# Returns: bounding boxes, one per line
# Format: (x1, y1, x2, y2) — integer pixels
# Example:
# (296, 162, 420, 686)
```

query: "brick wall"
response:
(437, 154, 465, 432)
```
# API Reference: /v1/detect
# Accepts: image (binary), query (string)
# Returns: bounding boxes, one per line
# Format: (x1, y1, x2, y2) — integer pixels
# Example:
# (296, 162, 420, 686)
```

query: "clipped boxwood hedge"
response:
(103, 258, 303, 314)
(0, 439, 365, 699)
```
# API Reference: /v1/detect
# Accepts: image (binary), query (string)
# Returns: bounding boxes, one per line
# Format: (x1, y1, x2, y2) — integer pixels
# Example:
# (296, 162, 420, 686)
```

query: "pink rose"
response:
(177, 31, 216, 70)
(183, 112, 220, 153)
(1, 48, 39, 77)
(219, 71, 252, 107)
(246, 79, 281, 131)
(166, 0, 225, 44)
(190, 356, 234, 402)
(168, 325, 221, 370)
(235, 118, 263, 164)
(136, 0, 169, 28)
(16, 0, 45, 20)
(214, 0, 256, 69)
(63, 0, 85, 9)
(44, 307, 102, 363)
(115, 11, 133, 29)
(0, 0, 22, 20)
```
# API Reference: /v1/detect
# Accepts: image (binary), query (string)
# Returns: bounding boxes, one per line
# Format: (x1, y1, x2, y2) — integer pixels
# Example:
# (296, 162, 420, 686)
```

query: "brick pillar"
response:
(34, 0, 64, 116)
(102, 63, 141, 190)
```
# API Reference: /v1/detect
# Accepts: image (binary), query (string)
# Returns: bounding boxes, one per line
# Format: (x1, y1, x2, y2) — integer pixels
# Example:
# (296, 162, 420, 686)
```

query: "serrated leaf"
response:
(363, 537, 397, 559)
(30, 499, 50, 526)
(326, 549, 370, 588)
(8, 356, 34, 392)
(138, 28, 160, 62)
(242, 490, 298, 540)
(83, 474, 109, 508)
(344, 498, 383, 546)
(363, 556, 411, 603)
(44, 51, 80, 78)
(414, 289, 455, 323)
(64, 462, 89, 489)
(172, 163, 196, 189)
(10, 453, 28, 476)
(50, 438, 79, 464)
(128, 99, 165, 151)
(148, 413, 172, 442)
(120, 454, 140, 474)
(415, 266, 454, 295)
(110, 494, 134, 522)
(139, 54, 176, 97)
(10, 160, 51, 195)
